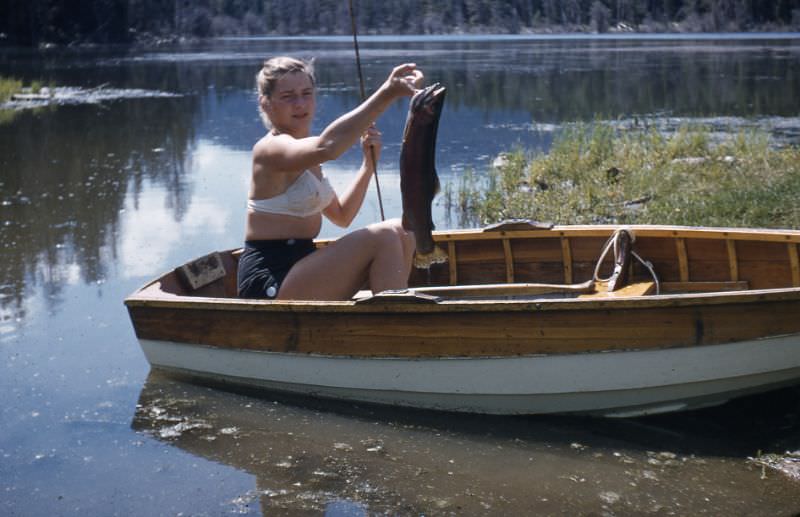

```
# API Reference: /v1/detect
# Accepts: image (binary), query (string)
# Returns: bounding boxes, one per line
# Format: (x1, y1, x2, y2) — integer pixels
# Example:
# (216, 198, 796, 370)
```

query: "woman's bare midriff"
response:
(244, 210, 323, 241)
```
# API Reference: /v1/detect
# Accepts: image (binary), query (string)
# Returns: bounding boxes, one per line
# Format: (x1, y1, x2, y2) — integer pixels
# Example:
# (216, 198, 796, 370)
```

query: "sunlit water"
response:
(1, 35, 800, 515)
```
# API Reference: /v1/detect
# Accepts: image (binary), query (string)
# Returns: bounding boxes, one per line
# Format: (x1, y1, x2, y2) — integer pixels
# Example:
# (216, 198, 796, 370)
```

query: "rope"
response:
(347, 0, 385, 221)
(593, 228, 660, 294)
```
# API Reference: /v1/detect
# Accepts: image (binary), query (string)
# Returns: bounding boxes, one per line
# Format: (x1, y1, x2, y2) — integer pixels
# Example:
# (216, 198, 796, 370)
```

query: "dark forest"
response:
(1, 0, 799, 46)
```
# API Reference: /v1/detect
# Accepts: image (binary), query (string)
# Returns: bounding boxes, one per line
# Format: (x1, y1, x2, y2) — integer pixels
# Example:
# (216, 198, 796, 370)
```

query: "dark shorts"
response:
(237, 239, 316, 299)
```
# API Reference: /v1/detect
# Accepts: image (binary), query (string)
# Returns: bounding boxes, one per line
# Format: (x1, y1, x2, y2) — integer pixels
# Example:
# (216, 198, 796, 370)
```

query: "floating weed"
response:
(748, 450, 800, 481)
(448, 123, 800, 229)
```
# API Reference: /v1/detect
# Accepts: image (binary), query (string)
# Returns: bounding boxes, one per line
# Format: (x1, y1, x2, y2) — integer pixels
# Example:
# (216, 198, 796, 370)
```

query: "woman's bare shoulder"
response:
(253, 132, 303, 164)
(251, 135, 279, 180)
(252, 133, 275, 158)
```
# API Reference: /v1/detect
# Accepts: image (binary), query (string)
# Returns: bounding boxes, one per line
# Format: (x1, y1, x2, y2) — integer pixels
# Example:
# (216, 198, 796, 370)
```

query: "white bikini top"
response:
(248, 170, 336, 217)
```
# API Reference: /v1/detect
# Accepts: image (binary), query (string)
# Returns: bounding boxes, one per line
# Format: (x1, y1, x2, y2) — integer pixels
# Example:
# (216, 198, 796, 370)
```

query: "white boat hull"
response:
(139, 334, 800, 417)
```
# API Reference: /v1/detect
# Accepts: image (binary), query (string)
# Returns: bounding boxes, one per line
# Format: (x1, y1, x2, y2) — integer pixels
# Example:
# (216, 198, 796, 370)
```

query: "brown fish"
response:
(400, 83, 448, 268)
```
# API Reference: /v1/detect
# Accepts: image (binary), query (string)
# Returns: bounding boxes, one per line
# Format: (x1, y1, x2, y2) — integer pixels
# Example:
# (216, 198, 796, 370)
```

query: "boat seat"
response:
(578, 281, 656, 299)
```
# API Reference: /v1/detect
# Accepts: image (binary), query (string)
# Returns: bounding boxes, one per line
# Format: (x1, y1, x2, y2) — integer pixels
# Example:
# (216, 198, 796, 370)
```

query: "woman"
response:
(237, 57, 423, 301)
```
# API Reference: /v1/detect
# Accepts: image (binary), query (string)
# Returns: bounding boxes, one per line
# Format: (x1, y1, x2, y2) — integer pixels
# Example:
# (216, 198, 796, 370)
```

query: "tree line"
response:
(1, 0, 798, 46)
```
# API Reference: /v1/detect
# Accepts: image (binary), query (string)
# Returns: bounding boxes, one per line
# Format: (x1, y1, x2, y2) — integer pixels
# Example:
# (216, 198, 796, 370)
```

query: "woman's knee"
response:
(361, 220, 415, 268)
(379, 218, 414, 241)
(368, 219, 405, 245)
(387, 218, 416, 254)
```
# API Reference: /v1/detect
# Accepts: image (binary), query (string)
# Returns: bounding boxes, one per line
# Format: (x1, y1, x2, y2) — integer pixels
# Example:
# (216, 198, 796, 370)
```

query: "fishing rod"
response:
(348, 0, 386, 221)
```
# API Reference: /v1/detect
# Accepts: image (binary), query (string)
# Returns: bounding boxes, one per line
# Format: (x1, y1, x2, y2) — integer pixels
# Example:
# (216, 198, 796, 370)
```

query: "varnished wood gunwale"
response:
(426, 225, 800, 243)
(127, 294, 800, 358)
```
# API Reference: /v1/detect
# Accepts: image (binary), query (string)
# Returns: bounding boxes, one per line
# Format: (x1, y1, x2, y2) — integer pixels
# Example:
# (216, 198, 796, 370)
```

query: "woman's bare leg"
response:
(277, 218, 415, 300)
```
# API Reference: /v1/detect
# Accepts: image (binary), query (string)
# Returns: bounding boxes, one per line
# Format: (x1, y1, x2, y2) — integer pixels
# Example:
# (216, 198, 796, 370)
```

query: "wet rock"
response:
(433, 498, 453, 509)
(360, 438, 385, 454)
(646, 451, 681, 467)
(641, 470, 659, 481)
(599, 491, 621, 504)
(613, 451, 636, 464)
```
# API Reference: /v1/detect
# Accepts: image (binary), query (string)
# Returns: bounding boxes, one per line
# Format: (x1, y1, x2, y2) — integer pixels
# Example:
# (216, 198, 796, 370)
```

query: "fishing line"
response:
(348, 0, 386, 221)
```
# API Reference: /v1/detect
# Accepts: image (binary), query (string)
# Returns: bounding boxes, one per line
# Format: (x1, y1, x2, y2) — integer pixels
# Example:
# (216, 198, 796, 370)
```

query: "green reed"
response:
(446, 123, 800, 229)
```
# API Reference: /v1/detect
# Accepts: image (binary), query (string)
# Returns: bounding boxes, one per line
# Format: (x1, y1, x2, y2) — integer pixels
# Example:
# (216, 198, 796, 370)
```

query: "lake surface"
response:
(2, 35, 800, 515)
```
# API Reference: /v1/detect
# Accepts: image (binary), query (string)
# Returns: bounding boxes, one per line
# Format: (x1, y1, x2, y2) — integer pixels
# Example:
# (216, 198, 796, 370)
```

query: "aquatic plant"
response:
(448, 124, 800, 229)
(0, 77, 23, 103)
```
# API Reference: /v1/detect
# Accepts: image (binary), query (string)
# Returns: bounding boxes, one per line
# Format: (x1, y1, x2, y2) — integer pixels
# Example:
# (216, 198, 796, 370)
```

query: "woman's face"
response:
(263, 71, 316, 137)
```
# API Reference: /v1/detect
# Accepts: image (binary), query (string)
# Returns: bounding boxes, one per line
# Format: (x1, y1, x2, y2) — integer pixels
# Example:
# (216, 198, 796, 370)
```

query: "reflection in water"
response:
(132, 371, 800, 515)
(0, 96, 197, 320)
(424, 40, 800, 120)
(234, 37, 800, 120)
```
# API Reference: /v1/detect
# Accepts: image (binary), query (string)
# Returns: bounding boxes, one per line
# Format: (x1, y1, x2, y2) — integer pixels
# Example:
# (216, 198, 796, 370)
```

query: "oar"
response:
(347, 0, 385, 221)
(354, 280, 598, 304)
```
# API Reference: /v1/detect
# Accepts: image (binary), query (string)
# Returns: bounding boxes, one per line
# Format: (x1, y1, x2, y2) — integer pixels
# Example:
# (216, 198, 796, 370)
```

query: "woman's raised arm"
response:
(262, 64, 423, 174)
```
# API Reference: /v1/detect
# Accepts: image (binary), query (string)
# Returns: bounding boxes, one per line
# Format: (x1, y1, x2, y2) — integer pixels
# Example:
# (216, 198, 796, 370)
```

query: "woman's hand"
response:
(361, 124, 382, 170)
(383, 63, 424, 98)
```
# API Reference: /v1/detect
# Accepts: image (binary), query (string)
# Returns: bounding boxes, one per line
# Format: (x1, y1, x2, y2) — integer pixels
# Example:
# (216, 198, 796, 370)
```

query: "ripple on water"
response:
(1, 87, 182, 111)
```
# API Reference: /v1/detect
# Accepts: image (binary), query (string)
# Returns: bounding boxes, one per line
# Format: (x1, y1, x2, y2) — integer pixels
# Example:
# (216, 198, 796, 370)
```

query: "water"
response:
(2, 35, 800, 515)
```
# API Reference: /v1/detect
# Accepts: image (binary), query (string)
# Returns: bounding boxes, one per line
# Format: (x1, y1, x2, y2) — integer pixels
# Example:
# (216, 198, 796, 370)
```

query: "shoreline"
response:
(2, 26, 799, 50)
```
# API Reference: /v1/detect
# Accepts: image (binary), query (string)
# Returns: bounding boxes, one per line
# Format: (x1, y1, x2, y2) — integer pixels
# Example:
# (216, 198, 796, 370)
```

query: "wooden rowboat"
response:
(124, 223, 800, 417)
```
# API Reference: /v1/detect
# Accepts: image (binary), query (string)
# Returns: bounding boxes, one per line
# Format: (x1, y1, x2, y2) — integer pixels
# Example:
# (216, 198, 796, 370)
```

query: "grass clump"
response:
(0, 77, 24, 103)
(447, 123, 800, 229)
(0, 77, 56, 103)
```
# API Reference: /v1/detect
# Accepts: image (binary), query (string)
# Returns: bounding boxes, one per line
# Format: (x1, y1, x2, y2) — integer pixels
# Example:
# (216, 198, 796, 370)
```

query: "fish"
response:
(399, 82, 449, 269)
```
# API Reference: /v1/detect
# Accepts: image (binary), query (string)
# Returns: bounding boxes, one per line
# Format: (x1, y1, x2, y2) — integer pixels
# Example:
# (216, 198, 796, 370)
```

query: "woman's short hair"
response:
(256, 56, 315, 128)
(257, 56, 315, 98)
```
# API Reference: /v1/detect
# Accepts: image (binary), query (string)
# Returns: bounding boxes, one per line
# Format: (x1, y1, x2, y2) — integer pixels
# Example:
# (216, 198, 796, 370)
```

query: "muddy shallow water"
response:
(2, 35, 800, 515)
(129, 372, 800, 515)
